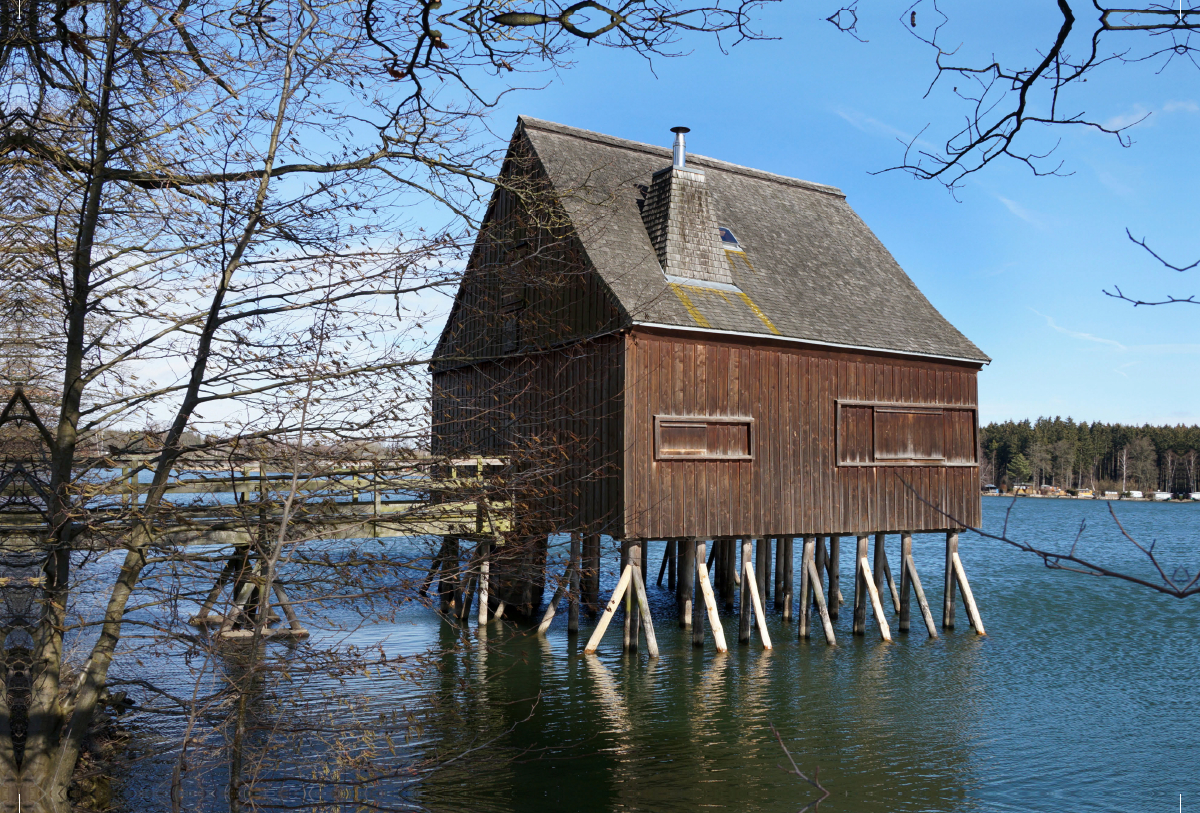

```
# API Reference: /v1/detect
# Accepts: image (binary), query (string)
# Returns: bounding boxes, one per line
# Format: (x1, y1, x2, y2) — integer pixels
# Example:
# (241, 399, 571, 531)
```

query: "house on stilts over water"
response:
(431, 117, 990, 652)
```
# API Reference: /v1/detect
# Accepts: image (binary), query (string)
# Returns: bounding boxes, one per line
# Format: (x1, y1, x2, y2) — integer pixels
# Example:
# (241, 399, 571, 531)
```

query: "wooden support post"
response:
(668, 539, 677, 591)
(828, 535, 841, 620)
(951, 551, 986, 635)
(724, 538, 738, 611)
(270, 582, 309, 637)
(859, 557, 893, 642)
(694, 540, 727, 652)
(477, 541, 491, 627)
(745, 548, 773, 650)
(806, 558, 836, 645)
(657, 541, 670, 587)
(630, 563, 660, 657)
(583, 533, 601, 615)
(679, 537, 695, 628)
(798, 535, 815, 639)
(640, 541, 649, 590)
(943, 530, 958, 629)
(873, 532, 887, 606)
(568, 533, 580, 634)
(904, 555, 938, 638)
(190, 548, 244, 625)
(898, 532, 913, 632)
(756, 537, 770, 605)
(459, 573, 477, 623)
(773, 538, 784, 610)
(630, 540, 643, 652)
(814, 536, 827, 610)
(782, 536, 794, 621)
(739, 539, 753, 644)
(852, 534, 868, 635)
(583, 564, 632, 655)
(438, 536, 460, 615)
(692, 540, 706, 645)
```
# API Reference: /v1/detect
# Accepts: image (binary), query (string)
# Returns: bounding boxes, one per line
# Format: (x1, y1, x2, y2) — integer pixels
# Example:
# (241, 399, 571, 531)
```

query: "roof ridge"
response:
(518, 116, 845, 198)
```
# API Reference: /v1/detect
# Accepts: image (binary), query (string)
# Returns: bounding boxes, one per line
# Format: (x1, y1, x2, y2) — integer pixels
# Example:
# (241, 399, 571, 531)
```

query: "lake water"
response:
(116, 497, 1200, 812)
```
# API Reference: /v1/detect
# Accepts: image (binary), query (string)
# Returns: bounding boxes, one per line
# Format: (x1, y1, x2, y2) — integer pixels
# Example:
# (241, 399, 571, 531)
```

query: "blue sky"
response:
(468, 3, 1200, 426)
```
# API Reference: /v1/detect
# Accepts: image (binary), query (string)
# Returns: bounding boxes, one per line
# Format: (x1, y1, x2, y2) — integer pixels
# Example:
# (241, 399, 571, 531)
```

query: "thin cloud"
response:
(997, 196, 1046, 229)
(1033, 311, 1200, 356)
(1032, 310, 1128, 350)
(835, 108, 935, 150)
(1163, 99, 1199, 114)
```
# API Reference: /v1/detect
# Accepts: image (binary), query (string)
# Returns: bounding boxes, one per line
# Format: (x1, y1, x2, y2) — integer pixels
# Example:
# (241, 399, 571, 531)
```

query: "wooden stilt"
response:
(756, 537, 770, 605)
(951, 551, 986, 635)
(692, 539, 705, 645)
(220, 569, 259, 635)
(943, 530, 958, 629)
(583, 533, 601, 615)
(631, 540, 643, 651)
(657, 541, 670, 587)
(622, 542, 632, 651)
(873, 532, 887, 607)
(190, 547, 244, 625)
(745, 548, 773, 650)
(695, 540, 728, 652)
(630, 564, 660, 657)
(640, 541, 649, 590)
(781, 536, 794, 621)
(679, 537, 695, 628)
(723, 538, 737, 611)
(798, 535, 814, 639)
(773, 538, 784, 610)
(904, 555, 938, 637)
(583, 564, 633, 654)
(667, 539, 677, 591)
(814, 536, 827, 609)
(806, 558, 836, 645)
(459, 573, 477, 622)
(852, 534, 868, 635)
(568, 533, 580, 634)
(898, 532, 913, 632)
(739, 539, 753, 644)
(493, 600, 506, 621)
(883, 558, 900, 612)
(859, 557, 893, 642)
(270, 582, 309, 637)
(478, 541, 491, 627)
(828, 535, 841, 620)
(438, 536, 460, 615)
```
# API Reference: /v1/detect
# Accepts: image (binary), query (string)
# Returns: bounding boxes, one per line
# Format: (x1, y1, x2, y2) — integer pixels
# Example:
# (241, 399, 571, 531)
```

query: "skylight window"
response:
(718, 227, 741, 249)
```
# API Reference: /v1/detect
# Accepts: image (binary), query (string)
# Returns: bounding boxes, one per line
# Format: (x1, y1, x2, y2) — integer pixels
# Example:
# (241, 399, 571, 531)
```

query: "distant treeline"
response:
(980, 418, 1200, 494)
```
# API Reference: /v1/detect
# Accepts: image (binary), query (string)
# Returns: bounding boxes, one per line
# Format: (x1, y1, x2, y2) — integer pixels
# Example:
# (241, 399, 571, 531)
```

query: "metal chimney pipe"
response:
(671, 126, 690, 169)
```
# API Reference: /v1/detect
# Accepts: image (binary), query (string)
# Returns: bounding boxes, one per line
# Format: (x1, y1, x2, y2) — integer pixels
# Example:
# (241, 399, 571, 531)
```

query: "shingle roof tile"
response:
(519, 116, 990, 364)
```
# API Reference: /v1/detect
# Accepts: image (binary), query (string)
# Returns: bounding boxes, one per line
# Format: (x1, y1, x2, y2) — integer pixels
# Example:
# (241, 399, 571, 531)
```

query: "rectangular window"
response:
(837, 401, 977, 467)
(655, 416, 753, 460)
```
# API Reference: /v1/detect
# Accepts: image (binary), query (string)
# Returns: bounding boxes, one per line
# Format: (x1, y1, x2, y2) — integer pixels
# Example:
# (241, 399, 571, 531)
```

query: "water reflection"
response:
(111, 499, 1200, 812)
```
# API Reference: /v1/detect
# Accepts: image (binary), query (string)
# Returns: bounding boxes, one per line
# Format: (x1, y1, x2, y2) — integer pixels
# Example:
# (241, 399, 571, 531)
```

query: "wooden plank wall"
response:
(623, 328, 982, 539)
(432, 337, 625, 536)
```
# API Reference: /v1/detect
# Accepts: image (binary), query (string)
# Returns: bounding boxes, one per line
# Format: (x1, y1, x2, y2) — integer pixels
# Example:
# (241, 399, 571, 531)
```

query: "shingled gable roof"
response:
(516, 116, 990, 364)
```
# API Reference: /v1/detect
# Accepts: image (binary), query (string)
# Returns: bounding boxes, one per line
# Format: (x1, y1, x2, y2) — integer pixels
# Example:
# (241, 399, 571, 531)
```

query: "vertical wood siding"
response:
(623, 328, 982, 539)
(432, 337, 625, 536)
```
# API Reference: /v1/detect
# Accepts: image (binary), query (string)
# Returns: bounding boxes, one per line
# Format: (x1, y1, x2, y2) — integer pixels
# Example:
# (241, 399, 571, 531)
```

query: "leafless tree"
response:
(826, 1, 1200, 302)
(0, 0, 774, 809)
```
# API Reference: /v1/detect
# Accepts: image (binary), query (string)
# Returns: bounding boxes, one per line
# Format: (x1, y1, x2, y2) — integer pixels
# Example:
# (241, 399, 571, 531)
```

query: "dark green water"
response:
(405, 498, 1200, 812)
(110, 497, 1200, 811)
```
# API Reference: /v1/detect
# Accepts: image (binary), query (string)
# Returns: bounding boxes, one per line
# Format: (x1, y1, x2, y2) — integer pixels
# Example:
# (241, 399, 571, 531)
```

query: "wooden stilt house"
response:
(432, 118, 989, 637)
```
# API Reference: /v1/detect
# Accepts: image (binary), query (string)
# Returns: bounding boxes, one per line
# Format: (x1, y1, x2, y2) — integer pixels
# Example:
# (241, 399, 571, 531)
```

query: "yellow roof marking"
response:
(737, 292, 781, 335)
(668, 283, 712, 328)
(725, 249, 756, 274)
